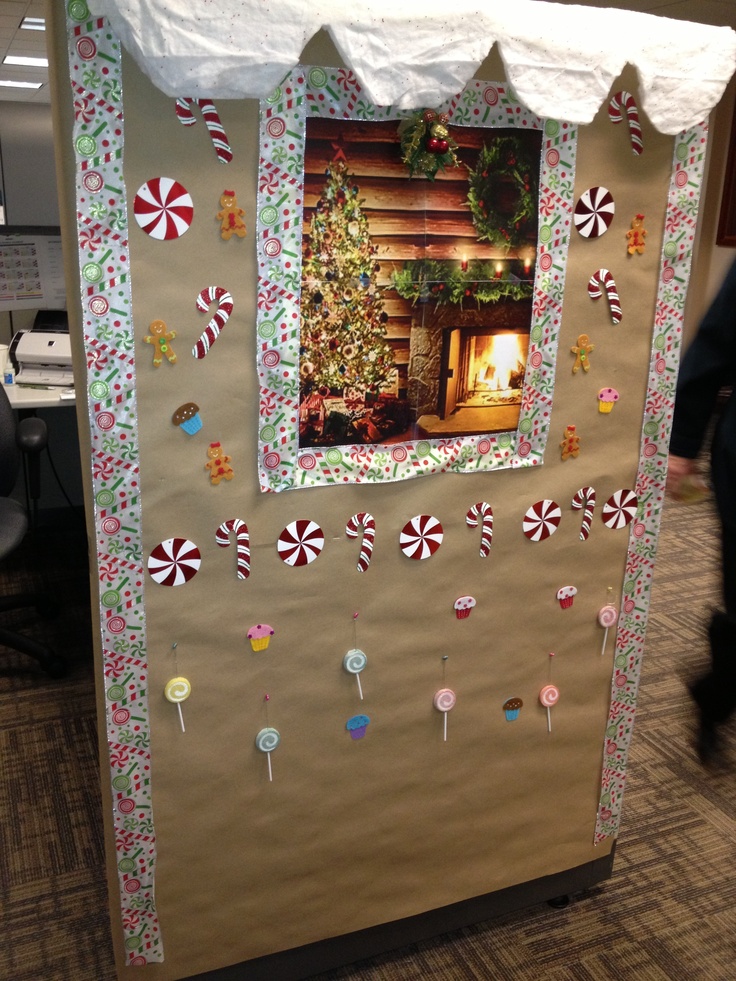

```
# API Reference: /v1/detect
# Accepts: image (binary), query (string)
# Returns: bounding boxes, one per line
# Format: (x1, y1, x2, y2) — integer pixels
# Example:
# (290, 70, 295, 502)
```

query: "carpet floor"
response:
(0, 497, 734, 981)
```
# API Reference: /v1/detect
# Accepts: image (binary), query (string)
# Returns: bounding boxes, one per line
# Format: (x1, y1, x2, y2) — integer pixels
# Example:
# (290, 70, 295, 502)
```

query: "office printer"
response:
(9, 310, 73, 387)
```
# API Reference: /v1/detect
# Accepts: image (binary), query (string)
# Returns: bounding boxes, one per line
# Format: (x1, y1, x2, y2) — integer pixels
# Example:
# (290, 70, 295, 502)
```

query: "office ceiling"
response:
(0, 0, 734, 105)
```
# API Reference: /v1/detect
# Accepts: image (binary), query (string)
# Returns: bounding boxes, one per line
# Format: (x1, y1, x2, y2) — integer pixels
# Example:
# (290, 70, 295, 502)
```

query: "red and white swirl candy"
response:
(608, 90, 643, 155)
(345, 512, 376, 573)
(133, 176, 194, 241)
(601, 489, 638, 529)
(215, 518, 250, 579)
(192, 285, 234, 359)
(588, 268, 622, 324)
(522, 500, 561, 542)
(277, 519, 324, 567)
(175, 97, 233, 164)
(147, 537, 201, 586)
(399, 514, 444, 560)
(574, 186, 615, 239)
(571, 486, 596, 541)
(466, 501, 493, 557)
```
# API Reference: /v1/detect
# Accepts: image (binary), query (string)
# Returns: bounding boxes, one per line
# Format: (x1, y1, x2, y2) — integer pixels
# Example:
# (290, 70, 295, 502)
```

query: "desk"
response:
(2, 384, 76, 410)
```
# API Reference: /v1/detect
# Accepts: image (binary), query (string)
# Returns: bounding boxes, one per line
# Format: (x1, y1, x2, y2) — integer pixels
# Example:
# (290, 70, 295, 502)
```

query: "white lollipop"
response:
(343, 649, 367, 700)
(164, 676, 191, 733)
(255, 727, 281, 781)
(433, 688, 456, 742)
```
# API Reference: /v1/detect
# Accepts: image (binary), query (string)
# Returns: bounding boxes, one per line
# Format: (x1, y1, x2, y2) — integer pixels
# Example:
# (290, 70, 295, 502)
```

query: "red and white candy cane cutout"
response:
(588, 269, 622, 324)
(345, 512, 376, 573)
(466, 502, 493, 557)
(571, 486, 596, 541)
(192, 286, 234, 359)
(175, 97, 233, 164)
(608, 90, 643, 156)
(215, 518, 250, 579)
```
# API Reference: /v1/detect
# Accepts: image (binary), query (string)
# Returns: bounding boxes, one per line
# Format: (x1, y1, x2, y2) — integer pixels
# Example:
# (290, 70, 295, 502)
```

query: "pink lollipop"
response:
(433, 688, 456, 742)
(598, 604, 618, 656)
(539, 684, 559, 732)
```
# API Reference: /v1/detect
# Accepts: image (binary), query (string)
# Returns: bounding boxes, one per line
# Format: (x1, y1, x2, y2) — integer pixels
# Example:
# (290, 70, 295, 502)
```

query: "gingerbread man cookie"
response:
(143, 319, 177, 367)
(560, 425, 580, 460)
(626, 213, 647, 254)
(571, 333, 594, 373)
(216, 190, 247, 240)
(205, 441, 234, 484)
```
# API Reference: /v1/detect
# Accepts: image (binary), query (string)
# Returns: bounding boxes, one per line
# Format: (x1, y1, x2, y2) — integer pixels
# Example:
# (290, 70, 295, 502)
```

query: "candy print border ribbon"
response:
(65, 4, 162, 964)
(594, 123, 709, 844)
(256, 68, 578, 492)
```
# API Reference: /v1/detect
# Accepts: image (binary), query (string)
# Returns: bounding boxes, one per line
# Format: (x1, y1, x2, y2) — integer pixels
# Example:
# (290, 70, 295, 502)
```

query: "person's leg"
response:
(690, 520, 736, 759)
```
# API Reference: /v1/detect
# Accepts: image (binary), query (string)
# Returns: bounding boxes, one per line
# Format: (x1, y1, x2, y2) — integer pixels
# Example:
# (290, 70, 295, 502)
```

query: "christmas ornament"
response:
(398, 109, 459, 179)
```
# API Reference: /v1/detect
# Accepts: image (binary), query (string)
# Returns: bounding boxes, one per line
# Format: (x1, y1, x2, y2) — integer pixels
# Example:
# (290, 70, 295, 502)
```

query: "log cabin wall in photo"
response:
(303, 119, 541, 435)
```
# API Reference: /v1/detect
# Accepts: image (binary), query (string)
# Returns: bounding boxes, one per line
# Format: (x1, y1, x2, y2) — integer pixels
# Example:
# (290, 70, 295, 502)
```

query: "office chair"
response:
(0, 384, 66, 677)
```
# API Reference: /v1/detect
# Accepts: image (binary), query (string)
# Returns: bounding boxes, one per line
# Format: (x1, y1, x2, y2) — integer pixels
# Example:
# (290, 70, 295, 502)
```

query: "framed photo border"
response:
(256, 67, 578, 492)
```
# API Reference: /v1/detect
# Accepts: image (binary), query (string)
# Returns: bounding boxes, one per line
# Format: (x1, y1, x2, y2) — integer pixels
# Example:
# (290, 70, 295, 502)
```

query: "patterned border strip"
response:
(256, 68, 577, 492)
(595, 122, 708, 843)
(65, 3, 162, 964)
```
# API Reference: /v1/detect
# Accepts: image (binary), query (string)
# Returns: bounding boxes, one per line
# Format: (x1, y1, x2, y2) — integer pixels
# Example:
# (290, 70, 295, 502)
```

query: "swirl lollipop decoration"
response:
(165, 677, 191, 732)
(343, 649, 367, 700)
(539, 684, 559, 733)
(598, 602, 618, 656)
(255, 727, 281, 782)
(434, 688, 456, 742)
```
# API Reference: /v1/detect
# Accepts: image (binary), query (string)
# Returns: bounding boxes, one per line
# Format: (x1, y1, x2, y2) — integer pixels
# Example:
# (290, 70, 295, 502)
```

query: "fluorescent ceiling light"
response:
(0, 79, 43, 89)
(20, 17, 45, 30)
(3, 55, 48, 68)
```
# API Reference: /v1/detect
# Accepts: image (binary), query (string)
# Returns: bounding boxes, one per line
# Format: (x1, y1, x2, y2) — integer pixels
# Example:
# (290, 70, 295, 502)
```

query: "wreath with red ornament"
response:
(399, 108, 460, 180)
(466, 136, 537, 250)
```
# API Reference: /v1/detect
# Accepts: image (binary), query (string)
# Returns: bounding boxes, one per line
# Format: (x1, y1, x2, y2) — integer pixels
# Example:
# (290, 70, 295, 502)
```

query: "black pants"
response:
(722, 520, 736, 617)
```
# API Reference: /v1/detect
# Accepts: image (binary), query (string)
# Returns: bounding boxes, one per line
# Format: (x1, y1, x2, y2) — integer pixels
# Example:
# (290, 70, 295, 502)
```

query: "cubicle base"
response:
(187, 848, 616, 981)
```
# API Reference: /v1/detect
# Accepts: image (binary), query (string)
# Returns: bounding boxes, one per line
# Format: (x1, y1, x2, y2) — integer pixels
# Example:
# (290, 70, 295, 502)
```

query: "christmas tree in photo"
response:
(300, 161, 398, 444)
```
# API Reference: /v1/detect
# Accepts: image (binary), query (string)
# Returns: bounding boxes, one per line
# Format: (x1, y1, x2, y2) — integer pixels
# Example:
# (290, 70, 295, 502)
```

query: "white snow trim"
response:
(90, 0, 736, 133)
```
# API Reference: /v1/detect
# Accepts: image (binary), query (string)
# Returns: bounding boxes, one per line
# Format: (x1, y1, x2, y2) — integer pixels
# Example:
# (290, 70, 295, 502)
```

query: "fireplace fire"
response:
(440, 328, 529, 419)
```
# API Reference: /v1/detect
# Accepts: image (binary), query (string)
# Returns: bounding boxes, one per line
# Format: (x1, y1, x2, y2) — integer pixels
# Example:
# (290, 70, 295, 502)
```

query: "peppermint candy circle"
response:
(574, 186, 615, 238)
(147, 537, 201, 586)
(277, 519, 324, 567)
(133, 177, 194, 241)
(522, 500, 561, 541)
(601, 489, 638, 529)
(399, 514, 444, 560)
(539, 684, 560, 707)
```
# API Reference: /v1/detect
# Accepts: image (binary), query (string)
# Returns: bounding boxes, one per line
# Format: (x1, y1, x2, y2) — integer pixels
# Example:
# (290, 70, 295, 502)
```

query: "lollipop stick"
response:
(546, 707, 551, 733)
(356, 674, 363, 700)
(443, 713, 448, 742)
(177, 703, 185, 733)
(601, 626, 609, 657)
(267, 752, 273, 782)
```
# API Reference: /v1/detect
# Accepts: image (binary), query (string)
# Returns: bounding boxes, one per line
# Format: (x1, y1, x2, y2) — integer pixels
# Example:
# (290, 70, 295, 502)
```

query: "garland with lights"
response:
(399, 108, 460, 179)
(392, 260, 533, 308)
(466, 137, 537, 250)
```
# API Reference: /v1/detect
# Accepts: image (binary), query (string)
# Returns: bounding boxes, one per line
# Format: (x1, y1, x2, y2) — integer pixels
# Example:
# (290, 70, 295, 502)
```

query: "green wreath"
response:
(466, 137, 538, 250)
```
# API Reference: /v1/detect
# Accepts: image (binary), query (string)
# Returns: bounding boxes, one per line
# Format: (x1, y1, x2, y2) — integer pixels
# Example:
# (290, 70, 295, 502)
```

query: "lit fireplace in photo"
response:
(469, 332, 528, 396)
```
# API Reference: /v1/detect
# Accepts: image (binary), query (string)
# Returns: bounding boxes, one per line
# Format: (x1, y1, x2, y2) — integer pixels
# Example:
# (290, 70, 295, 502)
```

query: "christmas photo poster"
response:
(299, 118, 542, 449)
